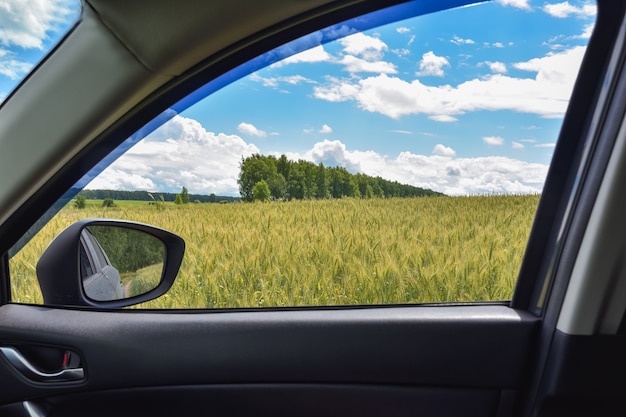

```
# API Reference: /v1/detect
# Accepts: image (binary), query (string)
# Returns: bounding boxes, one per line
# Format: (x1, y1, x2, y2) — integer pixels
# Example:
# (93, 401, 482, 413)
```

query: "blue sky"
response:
(0, 0, 596, 196)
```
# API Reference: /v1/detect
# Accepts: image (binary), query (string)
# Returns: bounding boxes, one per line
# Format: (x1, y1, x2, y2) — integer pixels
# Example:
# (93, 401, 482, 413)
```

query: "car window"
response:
(0, 0, 81, 102)
(8, 0, 596, 308)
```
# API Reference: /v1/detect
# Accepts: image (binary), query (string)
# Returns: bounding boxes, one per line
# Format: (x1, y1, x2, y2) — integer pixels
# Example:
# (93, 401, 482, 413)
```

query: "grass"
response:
(9, 195, 540, 308)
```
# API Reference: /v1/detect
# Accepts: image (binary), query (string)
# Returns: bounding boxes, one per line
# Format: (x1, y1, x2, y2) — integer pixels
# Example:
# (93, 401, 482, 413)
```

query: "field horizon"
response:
(9, 194, 540, 308)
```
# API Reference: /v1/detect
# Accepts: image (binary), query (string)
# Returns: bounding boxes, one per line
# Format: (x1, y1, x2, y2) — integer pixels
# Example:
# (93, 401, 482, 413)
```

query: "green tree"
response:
(238, 154, 278, 202)
(174, 194, 183, 205)
(102, 198, 115, 207)
(277, 154, 291, 181)
(315, 163, 329, 199)
(74, 194, 86, 209)
(269, 173, 287, 200)
(252, 180, 271, 202)
(181, 186, 190, 204)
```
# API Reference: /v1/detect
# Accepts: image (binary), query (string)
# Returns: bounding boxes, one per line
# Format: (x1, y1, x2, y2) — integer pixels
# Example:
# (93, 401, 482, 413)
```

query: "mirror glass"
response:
(79, 226, 165, 301)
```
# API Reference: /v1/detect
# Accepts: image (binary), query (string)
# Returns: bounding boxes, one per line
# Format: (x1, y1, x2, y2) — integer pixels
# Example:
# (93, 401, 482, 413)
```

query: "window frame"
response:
(0, 0, 611, 313)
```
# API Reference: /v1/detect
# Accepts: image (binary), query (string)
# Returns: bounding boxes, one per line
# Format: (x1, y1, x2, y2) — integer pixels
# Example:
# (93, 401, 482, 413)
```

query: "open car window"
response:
(8, 0, 596, 309)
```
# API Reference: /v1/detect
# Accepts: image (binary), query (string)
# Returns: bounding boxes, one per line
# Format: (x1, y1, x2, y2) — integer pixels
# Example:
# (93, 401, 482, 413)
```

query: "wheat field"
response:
(9, 195, 539, 308)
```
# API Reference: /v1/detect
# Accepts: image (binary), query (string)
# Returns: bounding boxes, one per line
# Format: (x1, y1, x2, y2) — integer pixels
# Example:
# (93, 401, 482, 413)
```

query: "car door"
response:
(0, 0, 625, 416)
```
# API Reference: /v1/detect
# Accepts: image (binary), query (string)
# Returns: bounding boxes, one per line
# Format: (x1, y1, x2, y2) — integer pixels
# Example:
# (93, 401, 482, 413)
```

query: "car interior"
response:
(0, 0, 625, 416)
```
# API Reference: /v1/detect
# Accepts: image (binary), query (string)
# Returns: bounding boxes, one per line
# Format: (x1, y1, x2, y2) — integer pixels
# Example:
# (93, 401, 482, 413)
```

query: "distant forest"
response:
(79, 155, 442, 204)
(238, 154, 443, 201)
(78, 189, 238, 203)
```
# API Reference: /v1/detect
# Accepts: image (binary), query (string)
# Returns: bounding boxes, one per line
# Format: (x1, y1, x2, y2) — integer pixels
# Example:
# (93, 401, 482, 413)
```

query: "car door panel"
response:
(0, 304, 537, 416)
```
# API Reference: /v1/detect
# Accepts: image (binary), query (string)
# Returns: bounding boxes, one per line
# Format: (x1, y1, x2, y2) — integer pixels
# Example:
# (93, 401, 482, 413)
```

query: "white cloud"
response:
(495, 0, 532, 10)
(319, 124, 333, 134)
(0, 50, 32, 79)
(391, 130, 412, 134)
(87, 116, 260, 195)
(339, 32, 388, 61)
(0, 0, 75, 49)
(429, 115, 458, 122)
(272, 45, 333, 67)
(416, 51, 450, 77)
(543, 2, 597, 18)
(396, 27, 411, 34)
(313, 46, 585, 120)
(339, 55, 397, 74)
(251, 73, 315, 88)
(535, 143, 557, 148)
(451, 36, 475, 45)
(483, 136, 505, 145)
(484, 42, 507, 48)
(89, 128, 549, 196)
(512, 141, 525, 149)
(87, 169, 157, 191)
(237, 122, 267, 137)
(392, 48, 410, 57)
(484, 61, 507, 73)
(433, 144, 456, 156)
(282, 75, 313, 85)
(576, 23, 594, 39)
(287, 140, 548, 195)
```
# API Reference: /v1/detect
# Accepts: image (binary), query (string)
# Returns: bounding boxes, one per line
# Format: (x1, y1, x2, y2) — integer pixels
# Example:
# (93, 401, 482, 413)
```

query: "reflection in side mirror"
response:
(36, 219, 185, 308)
(80, 226, 165, 301)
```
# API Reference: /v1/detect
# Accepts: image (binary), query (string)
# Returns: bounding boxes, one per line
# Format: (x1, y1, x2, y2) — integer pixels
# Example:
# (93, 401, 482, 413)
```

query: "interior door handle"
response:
(0, 346, 84, 382)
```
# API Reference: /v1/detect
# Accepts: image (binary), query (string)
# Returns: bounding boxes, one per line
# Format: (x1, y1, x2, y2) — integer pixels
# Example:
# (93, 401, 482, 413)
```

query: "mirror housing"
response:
(36, 219, 185, 308)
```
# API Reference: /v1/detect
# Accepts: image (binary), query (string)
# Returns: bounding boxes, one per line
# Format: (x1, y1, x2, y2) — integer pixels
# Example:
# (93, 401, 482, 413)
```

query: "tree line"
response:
(78, 189, 239, 203)
(238, 154, 443, 202)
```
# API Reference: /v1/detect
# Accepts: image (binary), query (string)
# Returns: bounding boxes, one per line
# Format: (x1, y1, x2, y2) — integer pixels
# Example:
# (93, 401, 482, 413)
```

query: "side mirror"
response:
(36, 219, 185, 308)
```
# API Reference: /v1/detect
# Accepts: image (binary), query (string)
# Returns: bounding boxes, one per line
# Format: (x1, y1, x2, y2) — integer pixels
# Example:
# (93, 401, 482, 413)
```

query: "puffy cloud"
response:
(339, 55, 397, 74)
(543, 2, 597, 18)
(451, 36, 475, 45)
(0, 0, 76, 49)
(429, 115, 458, 122)
(0, 50, 32, 79)
(87, 169, 156, 191)
(313, 46, 585, 119)
(251, 73, 315, 88)
(396, 27, 411, 34)
(483, 136, 505, 145)
(416, 51, 450, 77)
(535, 143, 556, 148)
(391, 48, 410, 57)
(89, 128, 549, 196)
(339, 33, 388, 61)
(512, 141, 525, 149)
(432, 144, 456, 156)
(87, 116, 260, 195)
(287, 140, 548, 195)
(272, 34, 396, 75)
(484, 61, 507, 73)
(576, 23, 594, 39)
(237, 122, 267, 137)
(495, 0, 531, 10)
(272, 45, 332, 67)
(319, 124, 333, 134)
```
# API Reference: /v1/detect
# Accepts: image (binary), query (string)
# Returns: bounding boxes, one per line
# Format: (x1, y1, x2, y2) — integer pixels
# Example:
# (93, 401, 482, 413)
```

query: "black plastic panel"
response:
(42, 384, 499, 417)
(533, 331, 626, 416)
(0, 304, 538, 408)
